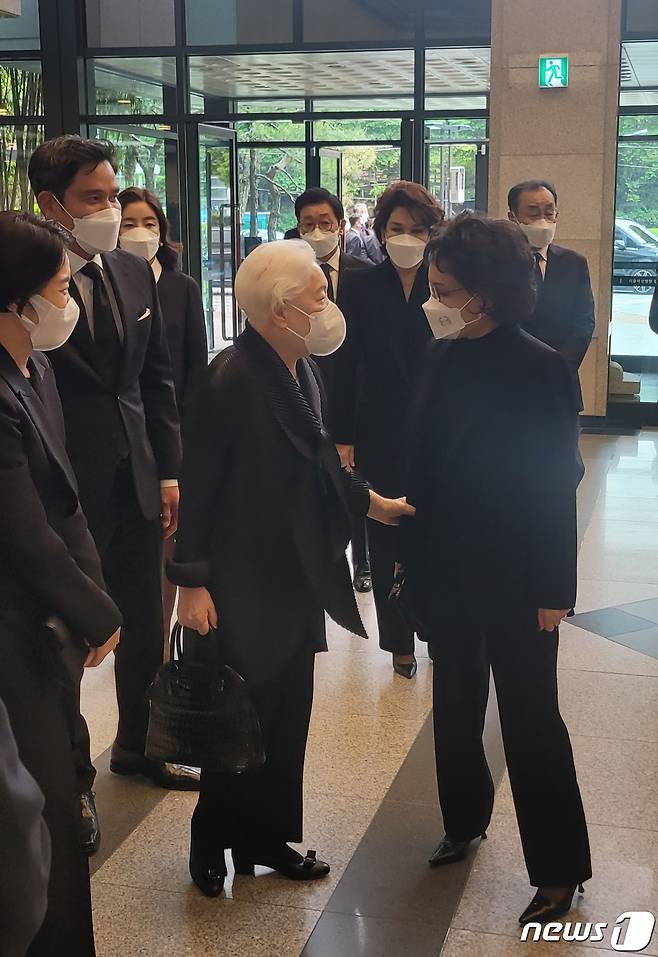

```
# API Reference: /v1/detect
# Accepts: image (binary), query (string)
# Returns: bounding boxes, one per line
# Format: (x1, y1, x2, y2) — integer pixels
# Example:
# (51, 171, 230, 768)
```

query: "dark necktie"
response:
(320, 262, 335, 303)
(534, 251, 544, 285)
(80, 261, 121, 377)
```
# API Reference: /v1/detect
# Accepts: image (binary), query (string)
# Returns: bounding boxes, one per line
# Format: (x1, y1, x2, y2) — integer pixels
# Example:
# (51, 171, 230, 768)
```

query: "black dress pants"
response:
(350, 514, 369, 569)
(73, 462, 164, 782)
(431, 607, 592, 887)
(367, 518, 415, 655)
(0, 629, 95, 956)
(192, 647, 316, 852)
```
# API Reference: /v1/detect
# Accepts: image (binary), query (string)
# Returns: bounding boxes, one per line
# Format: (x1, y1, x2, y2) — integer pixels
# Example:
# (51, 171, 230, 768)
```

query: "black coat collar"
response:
(0, 346, 77, 489)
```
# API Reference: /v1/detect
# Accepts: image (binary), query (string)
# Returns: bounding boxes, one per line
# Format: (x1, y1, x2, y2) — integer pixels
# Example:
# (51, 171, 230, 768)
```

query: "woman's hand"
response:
(368, 491, 416, 526)
(84, 627, 121, 668)
(537, 608, 570, 632)
(336, 444, 355, 470)
(177, 586, 218, 636)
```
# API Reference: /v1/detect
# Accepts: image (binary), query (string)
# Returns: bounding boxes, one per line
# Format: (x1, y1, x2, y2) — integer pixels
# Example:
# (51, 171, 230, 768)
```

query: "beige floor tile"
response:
(574, 579, 658, 614)
(92, 882, 320, 957)
(577, 541, 658, 584)
(558, 624, 658, 677)
(451, 814, 658, 954)
(557, 669, 658, 743)
(442, 927, 627, 957)
(591, 495, 658, 524)
(494, 736, 658, 831)
(581, 520, 658, 550)
(313, 650, 433, 721)
(80, 655, 118, 761)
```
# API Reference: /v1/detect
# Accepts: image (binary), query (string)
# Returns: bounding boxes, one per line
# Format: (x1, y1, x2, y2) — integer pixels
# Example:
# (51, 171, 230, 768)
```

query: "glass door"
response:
(191, 124, 239, 355)
(319, 147, 342, 199)
(424, 120, 489, 215)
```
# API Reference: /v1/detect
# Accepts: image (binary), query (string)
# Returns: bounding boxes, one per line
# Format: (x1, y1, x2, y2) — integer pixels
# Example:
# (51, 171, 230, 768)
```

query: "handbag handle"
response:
(169, 621, 184, 663)
(170, 620, 223, 670)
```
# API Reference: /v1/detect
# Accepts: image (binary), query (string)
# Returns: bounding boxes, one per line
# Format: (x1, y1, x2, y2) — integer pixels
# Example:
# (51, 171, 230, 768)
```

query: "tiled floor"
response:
(81, 431, 658, 956)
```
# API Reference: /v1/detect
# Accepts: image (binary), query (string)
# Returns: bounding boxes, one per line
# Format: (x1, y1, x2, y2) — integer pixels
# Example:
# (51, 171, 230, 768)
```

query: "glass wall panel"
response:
(89, 123, 178, 217)
(236, 119, 305, 142)
(341, 144, 400, 209)
(0, 123, 43, 210)
(0, 0, 39, 51)
(237, 145, 304, 243)
(425, 117, 486, 141)
(313, 96, 414, 113)
(87, 58, 176, 116)
(423, 0, 491, 43)
(0, 61, 42, 116)
(236, 99, 305, 115)
(425, 48, 490, 103)
(302, 0, 413, 42)
(313, 118, 401, 142)
(85, 0, 175, 48)
(609, 116, 658, 403)
(426, 94, 487, 111)
(623, 0, 658, 36)
(186, 0, 293, 45)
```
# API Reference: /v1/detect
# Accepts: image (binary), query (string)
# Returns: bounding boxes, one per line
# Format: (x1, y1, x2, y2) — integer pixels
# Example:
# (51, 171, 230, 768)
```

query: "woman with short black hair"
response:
(0, 212, 122, 955)
(332, 180, 444, 677)
(402, 213, 591, 925)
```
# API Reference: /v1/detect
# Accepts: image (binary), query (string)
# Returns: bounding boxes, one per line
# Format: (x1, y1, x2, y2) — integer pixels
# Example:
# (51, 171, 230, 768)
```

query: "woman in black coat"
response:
(0, 212, 122, 955)
(401, 214, 591, 926)
(169, 239, 413, 897)
(118, 188, 208, 650)
(332, 181, 444, 678)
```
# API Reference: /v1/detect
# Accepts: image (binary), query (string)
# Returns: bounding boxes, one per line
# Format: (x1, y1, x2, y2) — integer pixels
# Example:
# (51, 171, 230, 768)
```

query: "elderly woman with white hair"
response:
(169, 240, 413, 897)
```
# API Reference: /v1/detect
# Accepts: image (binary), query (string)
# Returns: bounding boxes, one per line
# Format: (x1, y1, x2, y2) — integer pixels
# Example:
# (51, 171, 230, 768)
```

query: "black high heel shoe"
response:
(428, 832, 487, 867)
(189, 840, 227, 897)
(232, 845, 330, 881)
(519, 883, 585, 925)
(393, 654, 417, 679)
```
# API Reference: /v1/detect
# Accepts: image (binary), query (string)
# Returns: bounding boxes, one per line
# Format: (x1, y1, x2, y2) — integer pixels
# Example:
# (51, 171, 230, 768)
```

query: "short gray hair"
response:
(234, 239, 317, 321)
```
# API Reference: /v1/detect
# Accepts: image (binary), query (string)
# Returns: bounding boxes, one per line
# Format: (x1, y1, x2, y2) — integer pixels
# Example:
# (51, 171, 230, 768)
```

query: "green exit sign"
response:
(538, 55, 569, 89)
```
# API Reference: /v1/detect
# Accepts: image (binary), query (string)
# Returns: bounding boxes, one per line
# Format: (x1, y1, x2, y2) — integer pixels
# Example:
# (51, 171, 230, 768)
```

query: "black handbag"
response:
(145, 623, 266, 773)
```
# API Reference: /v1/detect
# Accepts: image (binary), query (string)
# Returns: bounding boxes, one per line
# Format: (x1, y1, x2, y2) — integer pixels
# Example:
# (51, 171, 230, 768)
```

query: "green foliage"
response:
(0, 64, 43, 212)
(617, 115, 658, 228)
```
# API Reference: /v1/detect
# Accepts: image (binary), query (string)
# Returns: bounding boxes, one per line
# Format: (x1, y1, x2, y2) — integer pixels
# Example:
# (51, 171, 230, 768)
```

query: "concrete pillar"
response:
(488, 0, 622, 416)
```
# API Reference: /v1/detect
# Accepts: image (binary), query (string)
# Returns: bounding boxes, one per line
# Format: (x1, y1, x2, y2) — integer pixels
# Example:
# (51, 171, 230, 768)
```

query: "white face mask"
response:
(284, 300, 347, 357)
(517, 219, 556, 250)
(16, 295, 80, 351)
(55, 198, 122, 255)
(422, 295, 481, 340)
(386, 234, 427, 269)
(120, 227, 161, 262)
(302, 227, 339, 260)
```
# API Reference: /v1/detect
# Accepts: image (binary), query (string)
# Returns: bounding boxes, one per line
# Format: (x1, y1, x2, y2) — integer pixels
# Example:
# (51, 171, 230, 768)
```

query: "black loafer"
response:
(393, 655, 417, 679)
(353, 563, 372, 593)
(79, 790, 101, 856)
(429, 832, 487, 867)
(189, 840, 226, 897)
(110, 742, 200, 791)
(519, 883, 584, 925)
(232, 846, 330, 881)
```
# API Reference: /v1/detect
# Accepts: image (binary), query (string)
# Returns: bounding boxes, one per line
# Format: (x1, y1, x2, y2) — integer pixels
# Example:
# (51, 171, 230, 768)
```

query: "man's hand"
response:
(161, 485, 180, 538)
(84, 627, 121, 668)
(368, 491, 416, 526)
(336, 444, 355, 470)
(177, 587, 218, 636)
(537, 609, 570, 632)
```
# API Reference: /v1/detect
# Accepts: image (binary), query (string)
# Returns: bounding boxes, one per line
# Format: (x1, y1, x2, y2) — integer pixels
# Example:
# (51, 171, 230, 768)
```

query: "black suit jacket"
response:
(0, 347, 121, 647)
(524, 244, 595, 410)
(649, 266, 658, 334)
(313, 250, 371, 399)
(156, 268, 208, 420)
(331, 258, 432, 496)
(403, 326, 579, 626)
(169, 325, 368, 686)
(50, 249, 181, 528)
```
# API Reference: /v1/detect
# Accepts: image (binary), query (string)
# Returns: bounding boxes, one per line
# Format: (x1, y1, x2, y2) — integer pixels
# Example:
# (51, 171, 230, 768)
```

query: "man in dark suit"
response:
(508, 180, 595, 410)
(295, 187, 373, 592)
(29, 136, 199, 853)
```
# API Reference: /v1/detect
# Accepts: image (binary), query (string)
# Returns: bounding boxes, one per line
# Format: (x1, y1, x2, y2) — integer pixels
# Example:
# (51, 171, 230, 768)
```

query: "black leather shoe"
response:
(79, 790, 101, 856)
(353, 562, 372, 593)
(110, 742, 200, 791)
(429, 832, 487, 867)
(232, 846, 330, 881)
(393, 655, 417, 679)
(189, 840, 226, 897)
(519, 883, 585, 925)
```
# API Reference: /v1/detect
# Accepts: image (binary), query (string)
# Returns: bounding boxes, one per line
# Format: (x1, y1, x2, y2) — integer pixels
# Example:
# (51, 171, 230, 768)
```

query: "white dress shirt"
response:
(535, 245, 549, 277)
